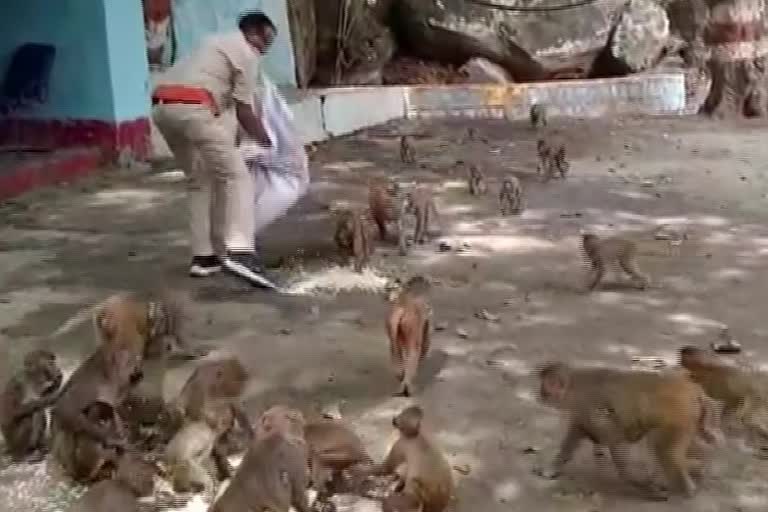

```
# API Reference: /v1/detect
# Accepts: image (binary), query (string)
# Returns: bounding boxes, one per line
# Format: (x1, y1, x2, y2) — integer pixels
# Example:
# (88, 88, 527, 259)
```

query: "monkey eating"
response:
(210, 405, 310, 512)
(530, 103, 548, 130)
(51, 344, 141, 483)
(467, 165, 488, 195)
(498, 175, 524, 216)
(334, 208, 373, 273)
(580, 233, 650, 291)
(304, 417, 374, 506)
(169, 357, 253, 481)
(386, 276, 433, 397)
(536, 362, 723, 499)
(400, 135, 416, 164)
(679, 345, 768, 452)
(367, 406, 455, 512)
(0, 349, 63, 462)
(69, 451, 157, 512)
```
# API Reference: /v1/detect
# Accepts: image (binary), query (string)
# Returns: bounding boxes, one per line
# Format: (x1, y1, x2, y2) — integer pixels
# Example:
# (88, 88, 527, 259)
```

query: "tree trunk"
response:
(702, 0, 768, 117)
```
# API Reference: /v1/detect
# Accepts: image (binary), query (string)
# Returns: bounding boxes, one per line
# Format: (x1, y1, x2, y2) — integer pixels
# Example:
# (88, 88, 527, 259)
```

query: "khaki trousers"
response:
(152, 104, 254, 256)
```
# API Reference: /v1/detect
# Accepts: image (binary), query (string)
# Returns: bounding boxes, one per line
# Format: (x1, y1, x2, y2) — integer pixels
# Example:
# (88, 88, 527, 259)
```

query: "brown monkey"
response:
(368, 406, 454, 512)
(400, 135, 416, 164)
(581, 233, 650, 291)
(0, 349, 63, 461)
(386, 277, 432, 397)
(403, 187, 440, 246)
(680, 346, 768, 448)
(69, 452, 156, 512)
(498, 175, 524, 216)
(368, 179, 402, 242)
(334, 208, 373, 273)
(304, 418, 374, 504)
(210, 406, 310, 512)
(52, 344, 140, 482)
(552, 145, 569, 179)
(530, 103, 548, 129)
(467, 165, 487, 195)
(536, 362, 720, 499)
(170, 358, 253, 481)
(384, 492, 424, 512)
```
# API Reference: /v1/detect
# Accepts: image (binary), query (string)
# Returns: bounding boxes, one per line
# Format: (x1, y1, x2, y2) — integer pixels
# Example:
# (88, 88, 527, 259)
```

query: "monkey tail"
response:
(49, 300, 106, 339)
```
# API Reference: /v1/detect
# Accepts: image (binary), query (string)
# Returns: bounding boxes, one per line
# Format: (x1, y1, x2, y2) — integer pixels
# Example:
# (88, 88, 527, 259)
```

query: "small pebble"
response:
(452, 464, 471, 475)
(456, 327, 469, 339)
(279, 328, 293, 335)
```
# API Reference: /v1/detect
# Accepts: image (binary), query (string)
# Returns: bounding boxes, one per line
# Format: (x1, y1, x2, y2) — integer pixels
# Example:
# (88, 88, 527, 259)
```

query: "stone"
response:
(460, 57, 513, 84)
(594, 0, 670, 75)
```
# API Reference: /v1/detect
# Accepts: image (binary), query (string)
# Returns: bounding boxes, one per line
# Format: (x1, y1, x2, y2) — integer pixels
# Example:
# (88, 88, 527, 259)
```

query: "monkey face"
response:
(393, 407, 423, 437)
(24, 350, 62, 396)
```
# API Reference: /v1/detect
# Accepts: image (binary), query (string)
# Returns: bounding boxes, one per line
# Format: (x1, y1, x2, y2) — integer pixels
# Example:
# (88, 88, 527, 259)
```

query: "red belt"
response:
(152, 85, 219, 116)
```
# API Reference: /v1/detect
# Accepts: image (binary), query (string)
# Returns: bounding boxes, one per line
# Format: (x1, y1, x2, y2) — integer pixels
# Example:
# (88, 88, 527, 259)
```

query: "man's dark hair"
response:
(238, 10, 276, 33)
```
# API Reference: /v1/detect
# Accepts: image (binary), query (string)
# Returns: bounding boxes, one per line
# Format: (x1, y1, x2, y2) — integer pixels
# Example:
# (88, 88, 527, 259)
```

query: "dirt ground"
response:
(3, 114, 768, 512)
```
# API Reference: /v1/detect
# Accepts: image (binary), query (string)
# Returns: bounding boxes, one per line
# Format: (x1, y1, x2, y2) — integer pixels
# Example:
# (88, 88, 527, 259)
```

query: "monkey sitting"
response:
(530, 103, 548, 130)
(387, 277, 433, 397)
(467, 165, 488, 195)
(580, 233, 650, 291)
(680, 346, 768, 451)
(0, 349, 63, 462)
(211, 406, 310, 512)
(368, 179, 402, 241)
(334, 208, 373, 273)
(69, 452, 156, 512)
(367, 406, 454, 512)
(536, 362, 722, 499)
(400, 135, 416, 164)
(498, 175, 524, 216)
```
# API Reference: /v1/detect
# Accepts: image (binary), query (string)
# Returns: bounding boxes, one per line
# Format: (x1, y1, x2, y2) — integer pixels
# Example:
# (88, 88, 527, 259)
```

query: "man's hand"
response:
(236, 101, 271, 147)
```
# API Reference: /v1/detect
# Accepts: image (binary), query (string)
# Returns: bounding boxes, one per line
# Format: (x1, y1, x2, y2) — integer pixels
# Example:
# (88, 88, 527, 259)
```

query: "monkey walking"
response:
(334, 208, 373, 273)
(536, 139, 554, 182)
(403, 187, 440, 248)
(0, 349, 63, 461)
(400, 135, 416, 164)
(498, 175, 524, 216)
(680, 346, 768, 452)
(386, 277, 433, 397)
(536, 362, 724, 499)
(581, 233, 650, 291)
(530, 103, 548, 130)
(367, 406, 455, 512)
(467, 165, 488, 195)
(552, 145, 570, 179)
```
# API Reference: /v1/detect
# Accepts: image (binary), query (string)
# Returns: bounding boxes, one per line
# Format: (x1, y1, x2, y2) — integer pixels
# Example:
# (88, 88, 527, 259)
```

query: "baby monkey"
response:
(530, 103, 548, 130)
(334, 208, 373, 273)
(400, 135, 416, 164)
(581, 233, 650, 291)
(498, 175, 524, 216)
(467, 164, 488, 195)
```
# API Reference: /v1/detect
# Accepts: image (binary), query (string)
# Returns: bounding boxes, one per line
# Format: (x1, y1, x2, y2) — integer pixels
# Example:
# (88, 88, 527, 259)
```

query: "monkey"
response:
(400, 135, 416, 164)
(467, 165, 487, 195)
(386, 277, 433, 397)
(169, 358, 253, 481)
(498, 175, 524, 216)
(210, 406, 310, 512)
(368, 179, 401, 242)
(51, 344, 141, 482)
(69, 451, 157, 512)
(552, 145, 569, 179)
(679, 346, 768, 450)
(0, 349, 63, 462)
(67, 401, 128, 483)
(334, 208, 373, 273)
(383, 492, 424, 512)
(367, 406, 454, 512)
(303, 418, 374, 505)
(530, 103, 548, 130)
(536, 362, 723, 499)
(464, 127, 477, 143)
(580, 233, 650, 291)
(164, 405, 232, 499)
(403, 187, 440, 247)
